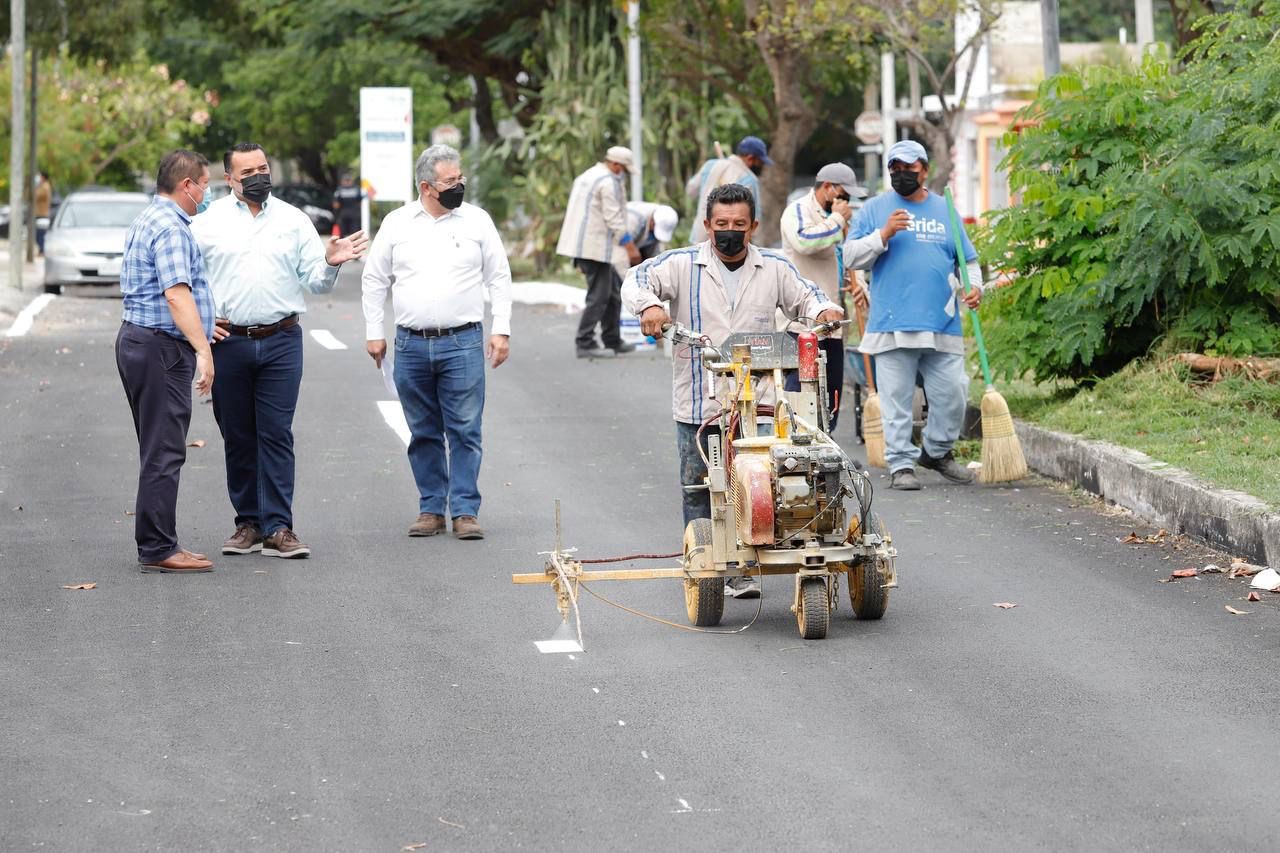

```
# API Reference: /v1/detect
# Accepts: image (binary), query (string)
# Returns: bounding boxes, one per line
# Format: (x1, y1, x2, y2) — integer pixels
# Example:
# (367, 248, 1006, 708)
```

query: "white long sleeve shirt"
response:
(190, 193, 340, 326)
(361, 200, 513, 340)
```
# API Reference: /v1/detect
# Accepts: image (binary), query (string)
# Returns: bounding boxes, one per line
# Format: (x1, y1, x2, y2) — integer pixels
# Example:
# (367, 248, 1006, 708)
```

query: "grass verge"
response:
(973, 359, 1280, 508)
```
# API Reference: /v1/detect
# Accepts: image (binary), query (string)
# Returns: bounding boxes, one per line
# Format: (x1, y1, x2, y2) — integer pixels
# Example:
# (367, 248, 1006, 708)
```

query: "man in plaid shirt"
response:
(116, 149, 217, 573)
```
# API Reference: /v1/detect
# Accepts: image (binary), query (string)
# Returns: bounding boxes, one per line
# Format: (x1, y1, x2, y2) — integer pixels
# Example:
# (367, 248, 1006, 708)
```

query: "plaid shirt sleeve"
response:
(152, 224, 195, 292)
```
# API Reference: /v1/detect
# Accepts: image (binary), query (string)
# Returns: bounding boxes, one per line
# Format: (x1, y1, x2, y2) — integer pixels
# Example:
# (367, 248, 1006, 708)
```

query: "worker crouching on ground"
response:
(622, 183, 843, 599)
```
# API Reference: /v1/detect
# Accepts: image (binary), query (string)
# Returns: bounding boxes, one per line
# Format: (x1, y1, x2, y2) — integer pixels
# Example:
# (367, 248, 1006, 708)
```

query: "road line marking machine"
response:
(513, 322, 897, 643)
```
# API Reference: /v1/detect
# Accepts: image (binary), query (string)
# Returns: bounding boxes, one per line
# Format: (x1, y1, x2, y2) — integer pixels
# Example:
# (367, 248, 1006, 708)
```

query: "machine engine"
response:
(729, 442, 848, 547)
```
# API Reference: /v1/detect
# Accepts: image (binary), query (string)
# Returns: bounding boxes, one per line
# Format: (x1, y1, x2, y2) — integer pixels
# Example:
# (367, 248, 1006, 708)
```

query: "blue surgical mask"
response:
(185, 181, 211, 215)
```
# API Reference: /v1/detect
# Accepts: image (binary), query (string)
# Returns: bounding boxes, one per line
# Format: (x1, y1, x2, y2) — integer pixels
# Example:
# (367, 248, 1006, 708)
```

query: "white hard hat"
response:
(652, 205, 679, 242)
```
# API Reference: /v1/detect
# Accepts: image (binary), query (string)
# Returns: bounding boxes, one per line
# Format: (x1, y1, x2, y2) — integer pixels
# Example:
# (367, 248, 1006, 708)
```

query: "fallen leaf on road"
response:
(1248, 591, 1261, 602)
(62, 583, 96, 590)
(993, 602, 1017, 609)
(11, 505, 22, 511)
(401, 844, 427, 851)
(1170, 568, 1198, 579)
(1225, 605, 1249, 615)
(1121, 529, 1168, 545)
(438, 817, 465, 829)
(187, 439, 206, 448)
(124, 510, 135, 516)
(1228, 560, 1264, 578)
(1201, 563, 1223, 574)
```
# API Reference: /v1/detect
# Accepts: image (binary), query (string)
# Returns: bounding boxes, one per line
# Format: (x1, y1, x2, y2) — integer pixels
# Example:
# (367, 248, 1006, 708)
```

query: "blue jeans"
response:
(676, 421, 717, 526)
(874, 348, 967, 473)
(212, 324, 304, 537)
(394, 324, 486, 518)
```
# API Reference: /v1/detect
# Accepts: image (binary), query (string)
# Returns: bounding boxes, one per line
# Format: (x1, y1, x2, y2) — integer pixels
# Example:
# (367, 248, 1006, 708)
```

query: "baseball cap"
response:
(605, 146, 634, 171)
(815, 162, 868, 199)
(651, 205, 679, 242)
(886, 139, 929, 166)
(736, 136, 774, 165)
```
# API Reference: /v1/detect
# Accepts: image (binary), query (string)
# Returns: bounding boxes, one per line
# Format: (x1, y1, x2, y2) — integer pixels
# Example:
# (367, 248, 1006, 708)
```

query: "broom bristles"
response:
(978, 388, 1028, 483)
(862, 391, 887, 469)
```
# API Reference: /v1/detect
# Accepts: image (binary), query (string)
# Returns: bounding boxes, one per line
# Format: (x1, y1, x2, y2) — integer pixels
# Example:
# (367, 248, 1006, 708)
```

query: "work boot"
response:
(918, 449, 975, 484)
(890, 468, 922, 491)
(576, 346, 616, 359)
(610, 341, 637, 354)
(221, 523, 264, 555)
(408, 513, 446, 537)
(452, 516, 485, 540)
(725, 576, 761, 599)
(262, 528, 311, 558)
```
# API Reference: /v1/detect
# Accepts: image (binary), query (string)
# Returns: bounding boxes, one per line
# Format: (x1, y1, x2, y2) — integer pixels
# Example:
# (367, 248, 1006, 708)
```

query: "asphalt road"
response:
(3, 269, 1278, 852)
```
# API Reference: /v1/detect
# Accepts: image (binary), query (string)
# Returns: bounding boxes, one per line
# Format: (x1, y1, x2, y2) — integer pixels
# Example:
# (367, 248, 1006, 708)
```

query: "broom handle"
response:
(852, 292, 877, 394)
(943, 187, 994, 389)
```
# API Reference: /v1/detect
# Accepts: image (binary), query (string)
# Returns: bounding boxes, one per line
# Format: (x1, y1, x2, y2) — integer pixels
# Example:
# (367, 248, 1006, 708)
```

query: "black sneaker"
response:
(890, 468, 922, 490)
(610, 341, 637, 354)
(576, 346, 616, 359)
(918, 450, 975, 484)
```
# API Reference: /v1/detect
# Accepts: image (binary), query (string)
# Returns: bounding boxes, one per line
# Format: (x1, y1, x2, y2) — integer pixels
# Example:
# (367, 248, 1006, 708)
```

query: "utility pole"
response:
(1040, 0, 1061, 78)
(626, 1, 643, 200)
(880, 52, 897, 192)
(9, 0, 26, 291)
(26, 46, 37, 263)
(1135, 0, 1155, 55)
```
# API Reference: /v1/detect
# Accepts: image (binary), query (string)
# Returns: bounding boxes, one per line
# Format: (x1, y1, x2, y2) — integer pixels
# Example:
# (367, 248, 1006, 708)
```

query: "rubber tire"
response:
(797, 577, 830, 640)
(848, 511, 890, 620)
(43, 282, 62, 295)
(683, 518, 723, 627)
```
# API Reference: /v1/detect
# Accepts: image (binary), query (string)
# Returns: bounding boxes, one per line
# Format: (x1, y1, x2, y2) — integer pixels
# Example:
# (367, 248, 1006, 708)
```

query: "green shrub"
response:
(979, 0, 1280, 382)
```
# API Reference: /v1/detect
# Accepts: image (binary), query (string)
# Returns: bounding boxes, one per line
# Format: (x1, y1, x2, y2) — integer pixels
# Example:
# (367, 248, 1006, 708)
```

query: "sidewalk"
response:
(0, 247, 46, 328)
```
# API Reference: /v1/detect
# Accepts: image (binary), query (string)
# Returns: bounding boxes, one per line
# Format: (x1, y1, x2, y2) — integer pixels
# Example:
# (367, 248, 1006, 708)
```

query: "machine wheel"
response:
(848, 511, 890, 620)
(683, 518, 723, 627)
(796, 577, 830, 640)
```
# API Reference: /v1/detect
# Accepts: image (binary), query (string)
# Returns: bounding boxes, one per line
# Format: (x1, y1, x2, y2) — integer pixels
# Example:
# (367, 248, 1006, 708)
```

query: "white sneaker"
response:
(725, 576, 761, 599)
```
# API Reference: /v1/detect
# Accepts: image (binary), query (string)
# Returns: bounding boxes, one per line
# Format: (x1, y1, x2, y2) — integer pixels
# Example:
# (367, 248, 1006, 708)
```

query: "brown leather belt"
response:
(216, 314, 299, 339)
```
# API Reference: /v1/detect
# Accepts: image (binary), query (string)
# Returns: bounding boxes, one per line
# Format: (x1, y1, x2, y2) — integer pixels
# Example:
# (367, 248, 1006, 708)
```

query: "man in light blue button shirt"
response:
(191, 142, 368, 560)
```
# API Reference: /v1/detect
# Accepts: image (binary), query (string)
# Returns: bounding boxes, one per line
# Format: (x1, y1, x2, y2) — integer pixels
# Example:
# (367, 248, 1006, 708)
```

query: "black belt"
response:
(217, 314, 299, 339)
(398, 321, 479, 339)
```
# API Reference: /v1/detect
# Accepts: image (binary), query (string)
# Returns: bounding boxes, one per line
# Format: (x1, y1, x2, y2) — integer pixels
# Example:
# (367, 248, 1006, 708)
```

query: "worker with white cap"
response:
(779, 162, 875, 431)
(625, 201, 680, 261)
(556, 146, 641, 359)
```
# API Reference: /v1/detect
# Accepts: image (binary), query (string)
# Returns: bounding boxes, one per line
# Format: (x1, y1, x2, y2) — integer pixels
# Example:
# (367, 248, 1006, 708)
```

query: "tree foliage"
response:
(978, 0, 1280, 382)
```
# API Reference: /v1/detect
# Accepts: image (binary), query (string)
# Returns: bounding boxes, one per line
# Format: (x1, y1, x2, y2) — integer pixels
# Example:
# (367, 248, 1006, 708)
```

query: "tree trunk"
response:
(472, 78, 500, 145)
(746, 0, 818, 246)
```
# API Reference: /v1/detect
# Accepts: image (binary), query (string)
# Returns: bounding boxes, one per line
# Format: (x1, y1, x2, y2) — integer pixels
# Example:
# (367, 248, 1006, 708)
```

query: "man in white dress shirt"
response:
(362, 144, 512, 540)
(192, 142, 368, 561)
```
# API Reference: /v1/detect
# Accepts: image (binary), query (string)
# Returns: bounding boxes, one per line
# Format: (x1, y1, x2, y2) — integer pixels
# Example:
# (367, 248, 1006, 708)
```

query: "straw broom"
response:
(853, 296, 886, 468)
(943, 188, 1027, 483)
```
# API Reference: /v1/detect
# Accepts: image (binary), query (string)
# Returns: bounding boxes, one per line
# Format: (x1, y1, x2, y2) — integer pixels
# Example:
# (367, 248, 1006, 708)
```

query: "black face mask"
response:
(713, 229, 748, 256)
(239, 172, 272, 204)
(891, 170, 921, 197)
(748, 161, 764, 176)
(437, 184, 465, 210)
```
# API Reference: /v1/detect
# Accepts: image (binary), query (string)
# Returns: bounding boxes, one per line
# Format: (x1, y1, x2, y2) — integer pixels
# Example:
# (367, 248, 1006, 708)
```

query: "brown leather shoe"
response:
(452, 516, 484, 540)
(222, 524, 264, 555)
(408, 513, 446, 537)
(262, 528, 311, 558)
(181, 549, 208, 561)
(140, 551, 214, 573)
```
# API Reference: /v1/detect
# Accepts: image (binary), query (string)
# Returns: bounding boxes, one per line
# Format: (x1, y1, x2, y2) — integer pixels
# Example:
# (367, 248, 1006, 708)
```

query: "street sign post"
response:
(359, 87, 414, 232)
(854, 111, 883, 145)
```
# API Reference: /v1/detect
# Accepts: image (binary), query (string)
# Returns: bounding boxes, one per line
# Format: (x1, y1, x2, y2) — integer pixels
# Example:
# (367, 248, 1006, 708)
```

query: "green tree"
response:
(978, 0, 1280, 382)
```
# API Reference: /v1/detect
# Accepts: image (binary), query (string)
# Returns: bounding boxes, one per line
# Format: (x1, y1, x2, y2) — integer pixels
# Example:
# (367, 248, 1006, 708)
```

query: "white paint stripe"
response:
(308, 329, 347, 350)
(4, 293, 56, 337)
(534, 639, 584, 654)
(377, 400, 411, 447)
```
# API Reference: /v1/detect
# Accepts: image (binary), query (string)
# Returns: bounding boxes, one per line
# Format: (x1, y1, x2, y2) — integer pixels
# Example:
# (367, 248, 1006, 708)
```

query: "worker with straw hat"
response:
(845, 140, 984, 491)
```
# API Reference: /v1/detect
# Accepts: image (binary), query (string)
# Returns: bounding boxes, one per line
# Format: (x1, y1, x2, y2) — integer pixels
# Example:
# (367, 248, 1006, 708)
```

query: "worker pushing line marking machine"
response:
(513, 321, 897, 642)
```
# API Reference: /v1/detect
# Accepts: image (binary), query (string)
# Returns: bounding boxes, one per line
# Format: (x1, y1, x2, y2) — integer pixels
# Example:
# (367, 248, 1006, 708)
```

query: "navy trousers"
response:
(115, 322, 195, 563)
(211, 324, 304, 536)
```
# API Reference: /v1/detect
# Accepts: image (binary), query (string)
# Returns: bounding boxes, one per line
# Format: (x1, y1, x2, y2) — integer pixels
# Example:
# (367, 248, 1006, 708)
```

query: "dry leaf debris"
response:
(62, 582, 96, 590)
(993, 602, 1017, 609)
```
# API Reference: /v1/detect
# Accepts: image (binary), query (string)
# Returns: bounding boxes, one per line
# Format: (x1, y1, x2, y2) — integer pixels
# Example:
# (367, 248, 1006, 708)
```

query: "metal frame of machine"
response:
(513, 322, 897, 641)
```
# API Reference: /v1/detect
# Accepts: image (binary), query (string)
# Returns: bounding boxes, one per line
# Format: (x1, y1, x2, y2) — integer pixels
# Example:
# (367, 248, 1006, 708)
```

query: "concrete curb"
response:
(1015, 420, 1280, 567)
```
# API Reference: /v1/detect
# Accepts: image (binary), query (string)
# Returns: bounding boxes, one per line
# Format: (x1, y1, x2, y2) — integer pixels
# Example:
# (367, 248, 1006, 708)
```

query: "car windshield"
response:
(57, 200, 148, 228)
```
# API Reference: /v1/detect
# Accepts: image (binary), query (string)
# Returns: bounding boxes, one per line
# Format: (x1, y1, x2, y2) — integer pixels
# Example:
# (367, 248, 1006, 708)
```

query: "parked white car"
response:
(43, 191, 150, 294)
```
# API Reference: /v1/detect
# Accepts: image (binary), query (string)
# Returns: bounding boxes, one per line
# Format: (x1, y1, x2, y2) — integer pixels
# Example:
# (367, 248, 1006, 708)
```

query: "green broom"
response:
(944, 188, 1027, 484)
